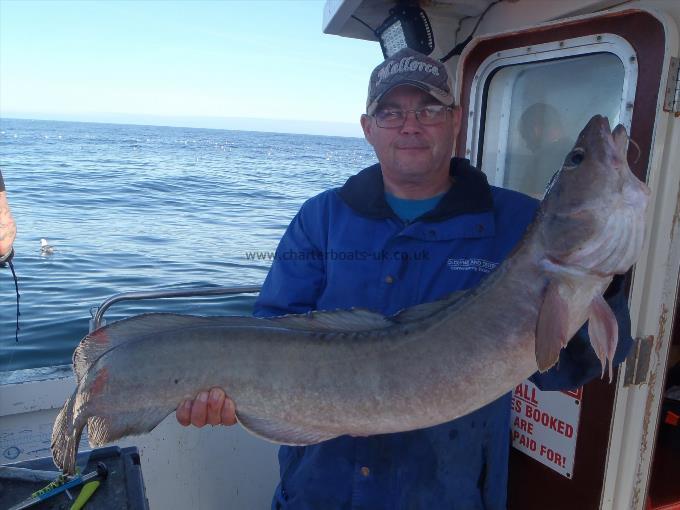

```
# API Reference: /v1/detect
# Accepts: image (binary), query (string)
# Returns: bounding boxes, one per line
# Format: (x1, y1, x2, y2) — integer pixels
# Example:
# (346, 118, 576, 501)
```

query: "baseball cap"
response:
(366, 47, 454, 115)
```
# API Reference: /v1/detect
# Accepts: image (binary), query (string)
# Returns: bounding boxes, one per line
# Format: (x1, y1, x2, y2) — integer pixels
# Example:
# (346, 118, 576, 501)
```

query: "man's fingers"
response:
(221, 395, 237, 426)
(206, 388, 226, 426)
(190, 391, 209, 427)
(176, 399, 192, 427)
(175, 388, 235, 428)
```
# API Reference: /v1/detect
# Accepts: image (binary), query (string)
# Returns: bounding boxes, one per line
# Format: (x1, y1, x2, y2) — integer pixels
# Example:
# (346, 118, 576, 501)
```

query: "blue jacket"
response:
(254, 158, 632, 510)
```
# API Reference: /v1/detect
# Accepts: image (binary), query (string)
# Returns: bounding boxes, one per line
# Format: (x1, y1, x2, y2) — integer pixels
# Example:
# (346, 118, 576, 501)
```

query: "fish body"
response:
(52, 116, 650, 474)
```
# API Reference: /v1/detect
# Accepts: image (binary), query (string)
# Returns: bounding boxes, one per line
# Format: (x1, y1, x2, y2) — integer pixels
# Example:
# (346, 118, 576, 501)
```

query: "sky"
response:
(0, 0, 382, 137)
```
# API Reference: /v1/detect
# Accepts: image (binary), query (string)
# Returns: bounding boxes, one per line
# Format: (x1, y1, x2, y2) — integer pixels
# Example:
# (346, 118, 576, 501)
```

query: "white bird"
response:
(40, 238, 55, 255)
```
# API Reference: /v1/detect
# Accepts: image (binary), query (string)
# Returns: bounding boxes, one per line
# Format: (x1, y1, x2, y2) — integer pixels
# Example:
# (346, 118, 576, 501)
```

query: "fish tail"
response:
(51, 392, 84, 475)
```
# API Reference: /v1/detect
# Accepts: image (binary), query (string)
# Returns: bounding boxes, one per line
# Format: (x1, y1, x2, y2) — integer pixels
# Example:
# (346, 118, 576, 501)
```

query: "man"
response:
(177, 48, 632, 509)
(0, 170, 17, 265)
(516, 103, 575, 198)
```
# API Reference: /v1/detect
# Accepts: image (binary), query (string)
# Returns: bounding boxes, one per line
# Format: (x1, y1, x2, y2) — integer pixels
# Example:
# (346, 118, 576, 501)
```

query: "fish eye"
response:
(564, 148, 585, 168)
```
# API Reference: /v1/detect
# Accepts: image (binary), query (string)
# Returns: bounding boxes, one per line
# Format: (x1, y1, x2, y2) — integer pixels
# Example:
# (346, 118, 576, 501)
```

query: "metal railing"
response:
(89, 285, 262, 332)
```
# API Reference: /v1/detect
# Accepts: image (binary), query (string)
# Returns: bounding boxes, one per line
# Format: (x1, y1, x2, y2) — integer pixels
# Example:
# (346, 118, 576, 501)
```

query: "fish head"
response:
(539, 115, 650, 276)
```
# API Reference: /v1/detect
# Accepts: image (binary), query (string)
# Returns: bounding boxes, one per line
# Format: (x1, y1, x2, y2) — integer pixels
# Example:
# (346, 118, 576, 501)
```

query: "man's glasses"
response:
(373, 105, 452, 128)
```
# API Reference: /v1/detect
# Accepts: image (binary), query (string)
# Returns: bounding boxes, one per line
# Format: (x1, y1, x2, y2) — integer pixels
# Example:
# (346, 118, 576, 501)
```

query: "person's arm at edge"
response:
(0, 170, 17, 260)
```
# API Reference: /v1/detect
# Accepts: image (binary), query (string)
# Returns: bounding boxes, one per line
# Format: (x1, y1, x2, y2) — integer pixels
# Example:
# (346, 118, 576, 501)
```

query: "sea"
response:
(0, 118, 376, 372)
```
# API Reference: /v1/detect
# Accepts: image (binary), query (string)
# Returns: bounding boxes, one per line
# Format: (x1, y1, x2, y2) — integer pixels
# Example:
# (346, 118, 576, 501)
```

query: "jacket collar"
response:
(335, 158, 493, 222)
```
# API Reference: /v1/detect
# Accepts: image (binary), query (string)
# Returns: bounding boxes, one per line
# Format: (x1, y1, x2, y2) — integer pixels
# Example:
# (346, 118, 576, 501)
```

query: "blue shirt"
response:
(254, 158, 632, 510)
(384, 191, 445, 222)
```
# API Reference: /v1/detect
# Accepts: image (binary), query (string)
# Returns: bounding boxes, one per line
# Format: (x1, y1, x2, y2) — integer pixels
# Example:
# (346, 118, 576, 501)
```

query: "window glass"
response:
(480, 53, 625, 198)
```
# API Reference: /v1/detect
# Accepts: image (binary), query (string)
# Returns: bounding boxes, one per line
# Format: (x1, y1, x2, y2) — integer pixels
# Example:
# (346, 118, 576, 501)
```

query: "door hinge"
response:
(663, 57, 680, 113)
(623, 335, 654, 386)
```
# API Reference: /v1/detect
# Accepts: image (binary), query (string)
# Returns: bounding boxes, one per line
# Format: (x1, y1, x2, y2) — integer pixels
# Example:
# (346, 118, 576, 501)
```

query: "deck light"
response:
(375, 5, 434, 58)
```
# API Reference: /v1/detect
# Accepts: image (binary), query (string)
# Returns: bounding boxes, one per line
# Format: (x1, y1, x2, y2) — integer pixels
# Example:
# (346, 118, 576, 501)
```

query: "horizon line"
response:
(0, 111, 366, 139)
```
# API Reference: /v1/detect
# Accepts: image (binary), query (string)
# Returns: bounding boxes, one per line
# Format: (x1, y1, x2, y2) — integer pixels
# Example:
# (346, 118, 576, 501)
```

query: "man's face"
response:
(360, 85, 461, 187)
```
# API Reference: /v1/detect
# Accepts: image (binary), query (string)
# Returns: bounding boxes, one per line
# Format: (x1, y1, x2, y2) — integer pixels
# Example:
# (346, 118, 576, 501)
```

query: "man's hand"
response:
(176, 387, 237, 427)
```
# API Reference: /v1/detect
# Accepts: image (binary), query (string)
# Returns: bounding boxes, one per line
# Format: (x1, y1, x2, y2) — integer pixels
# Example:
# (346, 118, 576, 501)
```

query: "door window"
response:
(464, 34, 637, 199)
(481, 54, 624, 198)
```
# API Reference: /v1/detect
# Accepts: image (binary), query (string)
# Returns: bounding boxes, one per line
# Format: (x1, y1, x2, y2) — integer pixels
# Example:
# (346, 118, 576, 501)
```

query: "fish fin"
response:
(74, 313, 267, 381)
(392, 290, 467, 323)
(236, 411, 338, 445)
(535, 281, 569, 372)
(86, 406, 173, 447)
(587, 294, 618, 382)
(276, 289, 469, 332)
(271, 308, 392, 332)
(51, 392, 84, 475)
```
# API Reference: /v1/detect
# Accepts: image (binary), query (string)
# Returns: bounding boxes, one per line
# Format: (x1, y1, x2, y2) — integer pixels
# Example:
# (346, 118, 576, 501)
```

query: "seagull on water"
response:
(40, 238, 55, 255)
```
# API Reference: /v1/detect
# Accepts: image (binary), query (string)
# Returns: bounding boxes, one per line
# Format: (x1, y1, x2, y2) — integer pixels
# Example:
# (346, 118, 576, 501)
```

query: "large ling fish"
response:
(52, 116, 650, 474)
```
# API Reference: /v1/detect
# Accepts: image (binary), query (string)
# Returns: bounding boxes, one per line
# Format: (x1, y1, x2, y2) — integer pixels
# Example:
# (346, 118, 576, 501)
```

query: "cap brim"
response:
(366, 80, 453, 115)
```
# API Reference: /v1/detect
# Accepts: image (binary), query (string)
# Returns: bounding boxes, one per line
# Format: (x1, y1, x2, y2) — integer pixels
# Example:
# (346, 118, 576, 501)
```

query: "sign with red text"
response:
(510, 380, 583, 478)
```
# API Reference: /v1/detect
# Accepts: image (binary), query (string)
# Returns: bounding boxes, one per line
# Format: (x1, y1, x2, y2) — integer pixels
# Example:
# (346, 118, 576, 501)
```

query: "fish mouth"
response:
(580, 115, 650, 193)
(583, 114, 612, 138)
(580, 116, 619, 160)
(581, 115, 637, 168)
